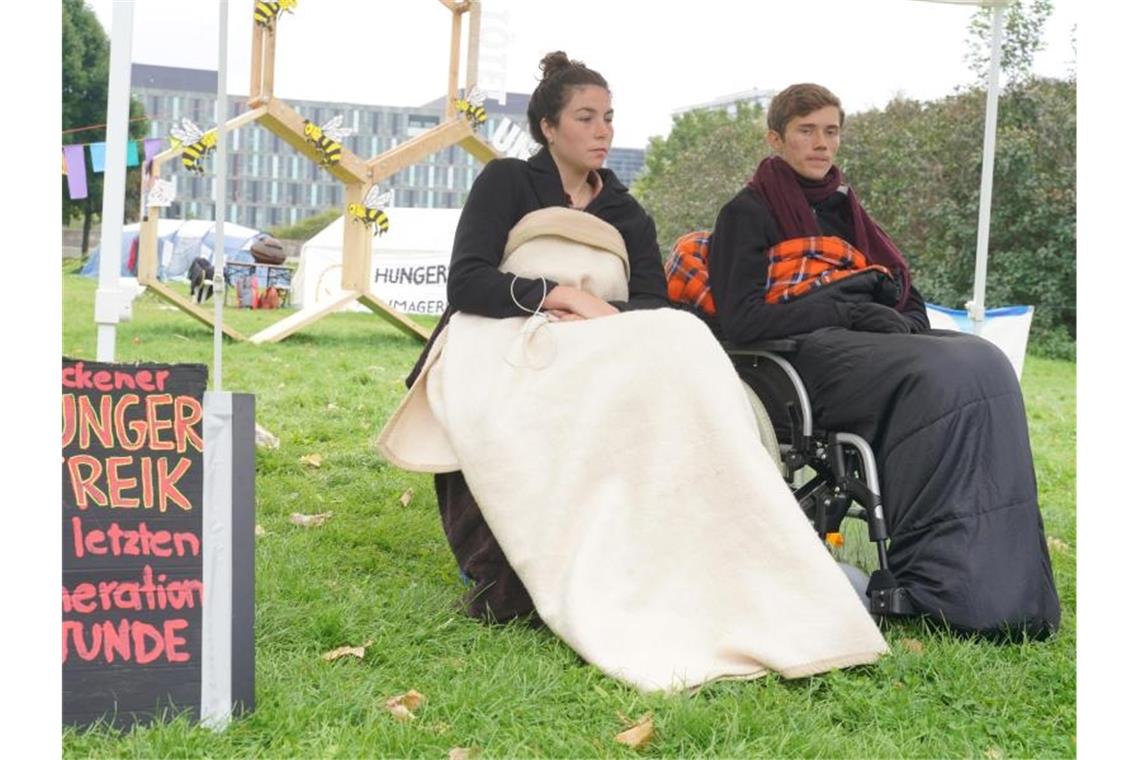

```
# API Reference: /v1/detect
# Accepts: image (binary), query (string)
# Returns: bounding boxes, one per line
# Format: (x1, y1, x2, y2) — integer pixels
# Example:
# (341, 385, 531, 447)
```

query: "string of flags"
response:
(62, 138, 166, 201)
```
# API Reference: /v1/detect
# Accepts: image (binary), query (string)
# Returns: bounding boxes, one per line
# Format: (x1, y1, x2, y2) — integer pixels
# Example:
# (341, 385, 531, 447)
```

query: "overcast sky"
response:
(86, 0, 1077, 150)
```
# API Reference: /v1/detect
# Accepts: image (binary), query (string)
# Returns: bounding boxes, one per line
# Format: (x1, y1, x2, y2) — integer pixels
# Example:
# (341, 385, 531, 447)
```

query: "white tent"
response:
(82, 219, 265, 281)
(293, 206, 461, 315)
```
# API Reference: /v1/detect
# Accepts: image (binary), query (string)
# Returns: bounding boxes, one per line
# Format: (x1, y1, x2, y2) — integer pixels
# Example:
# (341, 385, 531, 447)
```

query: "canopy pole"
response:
(94, 2, 134, 361)
(967, 2, 1005, 327)
(212, 1, 229, 390)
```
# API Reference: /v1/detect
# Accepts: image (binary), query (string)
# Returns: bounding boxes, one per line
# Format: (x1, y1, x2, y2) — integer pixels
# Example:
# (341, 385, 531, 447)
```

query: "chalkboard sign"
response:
(62, 359, 246, 728)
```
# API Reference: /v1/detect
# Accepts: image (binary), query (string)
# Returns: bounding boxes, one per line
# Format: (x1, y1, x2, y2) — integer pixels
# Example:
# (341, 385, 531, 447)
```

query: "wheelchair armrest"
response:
(721, 338, 799, 356)
(721, 338, 813, 439)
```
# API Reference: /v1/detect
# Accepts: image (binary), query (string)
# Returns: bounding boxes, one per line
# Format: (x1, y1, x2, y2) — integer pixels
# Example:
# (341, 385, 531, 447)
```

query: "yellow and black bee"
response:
(347, 186, 394, 237)
(169, 118, 217, 175)
(303, 114, 354, 168)
(253, 0, 297, 29)
(455, 87, 487, 127)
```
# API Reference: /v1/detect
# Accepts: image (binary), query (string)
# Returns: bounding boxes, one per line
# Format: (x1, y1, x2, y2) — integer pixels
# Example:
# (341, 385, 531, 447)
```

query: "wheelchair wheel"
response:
(740, 380, 781, 469)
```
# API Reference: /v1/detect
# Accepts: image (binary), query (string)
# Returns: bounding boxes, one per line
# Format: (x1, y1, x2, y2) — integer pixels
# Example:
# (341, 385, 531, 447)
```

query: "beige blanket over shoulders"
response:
(378, 207, 887, 692)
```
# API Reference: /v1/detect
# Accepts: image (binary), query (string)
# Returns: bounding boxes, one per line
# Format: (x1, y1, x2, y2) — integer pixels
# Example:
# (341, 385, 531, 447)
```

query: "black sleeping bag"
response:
(733, 278, 1060, 638)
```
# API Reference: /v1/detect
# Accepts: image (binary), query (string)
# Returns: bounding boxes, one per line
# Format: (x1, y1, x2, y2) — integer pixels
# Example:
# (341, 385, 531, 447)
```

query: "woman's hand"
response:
(545, 285, 620, 320)
(545, 308, 584, 322)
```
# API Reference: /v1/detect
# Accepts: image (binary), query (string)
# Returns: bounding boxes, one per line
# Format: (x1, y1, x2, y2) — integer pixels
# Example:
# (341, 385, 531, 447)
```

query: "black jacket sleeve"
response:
(446, 160, 555, 318)
(900, 283, 930, 332)
(613, 212, 669, 311)
(708, 193, 851, 343)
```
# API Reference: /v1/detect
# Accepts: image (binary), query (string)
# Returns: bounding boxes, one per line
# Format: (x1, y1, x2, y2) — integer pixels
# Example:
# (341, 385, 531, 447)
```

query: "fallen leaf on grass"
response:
(255, 423, 280, 449)
(255, 524, 267, 537)
(321, 639, 373, 661)
(899, 638, 924, 654)
(614, 713, 654, 750)
(398, 488, 414, 507)
(384, 689, 425, 721)
(327, 402, 339, 410)
(300, 453, 323, 468)
(1047, 536, 1070, 554)
(984, 748, 1004, 760)
(448, 749, 479, 760)
(290, 511, 332, 528)
(131, 336, 141, 345)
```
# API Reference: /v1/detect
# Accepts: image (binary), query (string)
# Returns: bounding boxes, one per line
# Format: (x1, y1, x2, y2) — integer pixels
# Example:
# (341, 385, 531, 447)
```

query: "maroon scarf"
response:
(746, 155, 911, 307)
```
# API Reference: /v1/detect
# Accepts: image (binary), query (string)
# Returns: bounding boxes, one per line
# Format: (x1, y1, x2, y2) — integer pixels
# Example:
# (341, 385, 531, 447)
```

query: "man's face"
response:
(767, 105, 842, 180)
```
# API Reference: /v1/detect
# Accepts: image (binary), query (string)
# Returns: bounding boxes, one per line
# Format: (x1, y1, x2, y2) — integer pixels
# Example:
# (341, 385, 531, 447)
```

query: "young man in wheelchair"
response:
(698, 83, 1059, 640)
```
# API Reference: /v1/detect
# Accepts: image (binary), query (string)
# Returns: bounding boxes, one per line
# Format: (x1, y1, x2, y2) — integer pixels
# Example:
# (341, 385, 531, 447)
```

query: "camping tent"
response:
(80, 219, 266, 281)
(293, 206, 461, 315)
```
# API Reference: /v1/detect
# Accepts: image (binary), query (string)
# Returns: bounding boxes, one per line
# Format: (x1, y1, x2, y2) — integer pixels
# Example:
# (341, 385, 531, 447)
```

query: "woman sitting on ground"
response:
(378, 53, 888, 692)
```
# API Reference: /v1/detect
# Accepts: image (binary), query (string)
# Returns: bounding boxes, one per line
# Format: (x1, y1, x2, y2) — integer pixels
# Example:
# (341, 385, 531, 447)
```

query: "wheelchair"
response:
(723, 337, 915, 619)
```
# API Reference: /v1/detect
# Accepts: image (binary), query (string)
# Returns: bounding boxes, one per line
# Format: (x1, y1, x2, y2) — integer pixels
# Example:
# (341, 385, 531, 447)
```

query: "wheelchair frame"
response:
(725, 339, 915, 618)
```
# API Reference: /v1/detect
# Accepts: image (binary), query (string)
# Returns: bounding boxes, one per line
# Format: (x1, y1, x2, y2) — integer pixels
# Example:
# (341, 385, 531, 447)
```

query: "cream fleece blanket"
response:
(379, 207, 887, 692)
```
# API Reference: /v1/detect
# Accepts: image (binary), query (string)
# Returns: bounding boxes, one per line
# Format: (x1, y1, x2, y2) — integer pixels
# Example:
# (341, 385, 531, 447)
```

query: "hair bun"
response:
(539, 51, 575, 81)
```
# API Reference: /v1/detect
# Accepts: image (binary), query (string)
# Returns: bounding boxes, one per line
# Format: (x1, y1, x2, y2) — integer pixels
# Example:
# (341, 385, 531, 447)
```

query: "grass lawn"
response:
(61, 270, 1076, 758)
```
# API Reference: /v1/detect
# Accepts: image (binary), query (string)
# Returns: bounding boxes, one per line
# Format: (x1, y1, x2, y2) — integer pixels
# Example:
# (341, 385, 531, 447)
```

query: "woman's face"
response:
(766, 105, 842, 180)
(542, 85, 614, 174)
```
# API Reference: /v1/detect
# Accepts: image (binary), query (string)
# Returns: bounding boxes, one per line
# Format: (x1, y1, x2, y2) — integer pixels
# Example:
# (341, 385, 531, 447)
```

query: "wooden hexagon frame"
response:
(136, 0, 500, 343)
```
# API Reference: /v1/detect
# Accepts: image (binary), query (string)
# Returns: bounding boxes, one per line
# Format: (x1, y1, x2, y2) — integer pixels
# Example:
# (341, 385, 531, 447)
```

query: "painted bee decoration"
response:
(347, 186, 394, 237)
(169, 118, 217, 175)
(253, 0, 298, 29)
(302, 114, 354, 168)
(455, 87, 488, 127)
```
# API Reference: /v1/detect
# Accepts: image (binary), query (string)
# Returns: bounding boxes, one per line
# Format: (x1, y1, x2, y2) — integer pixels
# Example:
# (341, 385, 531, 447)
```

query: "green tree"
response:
(634, 81, 1074, 358)
(62, 0, 149, 254)
(966, 0, 1054, 85)
(841, 78, 1075, 358)
(632, 103, 769, 256)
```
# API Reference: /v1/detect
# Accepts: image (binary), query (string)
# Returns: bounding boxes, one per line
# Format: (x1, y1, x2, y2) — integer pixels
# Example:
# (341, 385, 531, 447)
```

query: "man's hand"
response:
(846, 302, 911, 334)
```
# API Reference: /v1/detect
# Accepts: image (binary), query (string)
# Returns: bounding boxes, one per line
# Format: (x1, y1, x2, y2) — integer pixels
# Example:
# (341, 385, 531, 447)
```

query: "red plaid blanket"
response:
(764, 236, 890, 304)
(665, 230, 717, 316)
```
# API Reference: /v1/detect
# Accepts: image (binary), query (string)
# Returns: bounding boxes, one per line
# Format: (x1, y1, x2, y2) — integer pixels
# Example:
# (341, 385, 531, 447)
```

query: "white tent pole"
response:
(212, 1, 229, 390)
(94, 2, 134, 362)
(967, 2, 1006, 326)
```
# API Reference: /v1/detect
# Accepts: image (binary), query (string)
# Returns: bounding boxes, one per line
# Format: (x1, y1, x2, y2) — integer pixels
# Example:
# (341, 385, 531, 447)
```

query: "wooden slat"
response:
(457, 131, 501, 165)
(465, 0, 481, 92)
(261, 99, 369, 183)
(447, 8, 462, 119)
(341, 185, 370, 292)
(263, 22, 277, 98)
(144, 281, 246, 341)
(357, 293, 431, 342)
(136, 212, 159, 284)
(248, 3, 264, 105)
(436, 0, 461, 12)
(366, 120, 470, 183)
(225, 105, 268, 132)
(247, 292, 361, 344)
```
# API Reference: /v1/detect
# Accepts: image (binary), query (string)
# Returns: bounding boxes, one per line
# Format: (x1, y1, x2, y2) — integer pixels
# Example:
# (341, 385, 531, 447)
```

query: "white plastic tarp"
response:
(926, 303, 1034, 380)
(293, 206, 460, 315)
